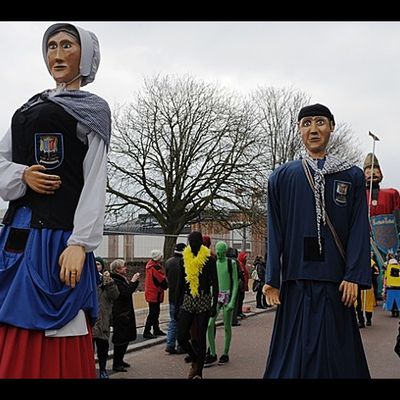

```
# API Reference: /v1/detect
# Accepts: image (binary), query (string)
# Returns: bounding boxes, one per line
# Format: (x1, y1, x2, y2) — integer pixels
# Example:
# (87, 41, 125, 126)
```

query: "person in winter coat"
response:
(92, 257, 119, 379)
(143, 249, 168, 339)
(227, 247, 242, 326)
(110, 259, 140, 372)
(164, 243, 186, 354)
(355, 255, 379, 327)
(237, 251, 250, 318)
(253, 256, 267, 309)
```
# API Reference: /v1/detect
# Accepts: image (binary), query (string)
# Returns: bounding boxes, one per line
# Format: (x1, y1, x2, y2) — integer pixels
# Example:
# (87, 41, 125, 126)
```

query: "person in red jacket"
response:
(143, 249, 168, 339)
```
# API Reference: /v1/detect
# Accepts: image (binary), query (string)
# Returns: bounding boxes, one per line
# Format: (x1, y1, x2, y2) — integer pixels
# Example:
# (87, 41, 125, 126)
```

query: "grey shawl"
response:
(21, 89, 111, 146)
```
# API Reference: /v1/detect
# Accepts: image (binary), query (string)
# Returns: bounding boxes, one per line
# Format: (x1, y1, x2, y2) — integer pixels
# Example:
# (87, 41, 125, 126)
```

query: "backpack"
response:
(251, 268, 258, 281)
(227, 258, 244, 292)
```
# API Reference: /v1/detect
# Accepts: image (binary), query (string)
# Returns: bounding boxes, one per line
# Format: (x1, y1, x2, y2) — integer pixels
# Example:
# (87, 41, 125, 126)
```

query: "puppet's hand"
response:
(23, 165, 61, 194)
(263, 284, 281, 306)
(59, 245, 86, 288)
(339, 280, 358, 307)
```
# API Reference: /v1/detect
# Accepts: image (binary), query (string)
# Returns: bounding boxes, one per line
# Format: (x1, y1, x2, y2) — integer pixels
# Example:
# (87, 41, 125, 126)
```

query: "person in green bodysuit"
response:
(205, 241, 239, 366)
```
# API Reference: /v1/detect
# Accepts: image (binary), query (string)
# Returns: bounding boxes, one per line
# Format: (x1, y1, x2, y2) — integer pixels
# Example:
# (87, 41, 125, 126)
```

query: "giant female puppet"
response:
(0, 23, 111, 378)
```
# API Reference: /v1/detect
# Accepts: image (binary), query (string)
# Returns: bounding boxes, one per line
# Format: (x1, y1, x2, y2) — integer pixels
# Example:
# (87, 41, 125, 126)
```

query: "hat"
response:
(297, 103, 335, 125)
(151, 249, 163, 261)
(174, 243, 186, 254)
(226, 247, 238, 258)
(363, 153, 381, 171)
(95, 256, 105, 270)
(188, 231, 203, 255)
(389, 258, 398, 265)
(42, 23, 100, 86)
(202, 235, 211, 248)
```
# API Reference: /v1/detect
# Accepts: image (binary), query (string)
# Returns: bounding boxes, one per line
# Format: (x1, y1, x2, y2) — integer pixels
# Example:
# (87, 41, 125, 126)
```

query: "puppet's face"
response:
(364, 166, 383, 184)
(298, 116, 334, 159)
(47, 31, 81, 88)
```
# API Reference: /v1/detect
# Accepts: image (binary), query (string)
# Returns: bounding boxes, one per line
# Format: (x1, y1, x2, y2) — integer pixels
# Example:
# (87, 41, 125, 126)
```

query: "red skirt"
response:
(0, 323, 96, 379)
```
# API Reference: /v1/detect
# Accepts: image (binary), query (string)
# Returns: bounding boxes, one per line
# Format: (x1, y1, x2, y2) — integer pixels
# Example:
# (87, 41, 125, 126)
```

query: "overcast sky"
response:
(0, 21, 399, 210)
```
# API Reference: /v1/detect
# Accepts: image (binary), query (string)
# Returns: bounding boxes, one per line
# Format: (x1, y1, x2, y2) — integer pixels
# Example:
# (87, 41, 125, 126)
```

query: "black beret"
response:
(297, 103, 335, 125)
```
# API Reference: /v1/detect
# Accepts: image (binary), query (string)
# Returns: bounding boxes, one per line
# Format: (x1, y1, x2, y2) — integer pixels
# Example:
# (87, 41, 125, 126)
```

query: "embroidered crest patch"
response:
(34, 133, 64, 170)
(333, 180, 351, 206)
(371, 214, 399, 254)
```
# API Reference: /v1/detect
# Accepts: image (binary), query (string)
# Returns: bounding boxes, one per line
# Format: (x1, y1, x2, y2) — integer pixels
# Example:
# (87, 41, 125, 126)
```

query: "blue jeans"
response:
(166, 302, 177, 349)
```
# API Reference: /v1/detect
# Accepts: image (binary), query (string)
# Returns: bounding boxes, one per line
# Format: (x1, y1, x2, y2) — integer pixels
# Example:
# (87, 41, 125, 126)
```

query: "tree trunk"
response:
(164, 235, 178, 261)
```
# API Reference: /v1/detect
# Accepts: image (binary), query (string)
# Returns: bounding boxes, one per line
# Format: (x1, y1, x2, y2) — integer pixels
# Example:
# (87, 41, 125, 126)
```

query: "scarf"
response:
(303, 152, 353, 253)
(183, 245, 210, 297)
(21, 89, 111, 146)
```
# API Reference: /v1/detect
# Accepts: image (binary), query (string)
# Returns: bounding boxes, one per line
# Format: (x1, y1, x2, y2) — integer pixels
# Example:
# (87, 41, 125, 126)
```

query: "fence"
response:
(97, 230, 265, 264)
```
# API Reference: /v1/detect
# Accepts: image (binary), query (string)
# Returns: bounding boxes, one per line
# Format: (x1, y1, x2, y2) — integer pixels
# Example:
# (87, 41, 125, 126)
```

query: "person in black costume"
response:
(175, 231, 218, 379)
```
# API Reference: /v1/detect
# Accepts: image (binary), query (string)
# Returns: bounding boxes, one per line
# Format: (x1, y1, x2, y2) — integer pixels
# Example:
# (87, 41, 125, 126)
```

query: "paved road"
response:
(105, 301, 400, 379)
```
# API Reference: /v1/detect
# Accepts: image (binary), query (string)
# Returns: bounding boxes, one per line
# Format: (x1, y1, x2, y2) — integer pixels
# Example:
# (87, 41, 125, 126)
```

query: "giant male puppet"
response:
(364, 153, 400, 295)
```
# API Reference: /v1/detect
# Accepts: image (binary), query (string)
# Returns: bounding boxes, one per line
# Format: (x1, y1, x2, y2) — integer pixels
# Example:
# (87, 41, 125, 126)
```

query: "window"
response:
(230, 226, 252, 252)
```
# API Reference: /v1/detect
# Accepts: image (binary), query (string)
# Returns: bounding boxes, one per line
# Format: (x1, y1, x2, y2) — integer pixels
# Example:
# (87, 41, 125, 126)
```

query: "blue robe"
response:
(264, 159, 371, 379)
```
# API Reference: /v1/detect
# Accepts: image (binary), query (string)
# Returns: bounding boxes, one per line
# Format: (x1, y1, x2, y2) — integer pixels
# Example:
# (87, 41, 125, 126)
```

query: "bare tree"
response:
(107, 75, 265, 258)
(252, 86, 363, 173)
(252, 86, 310, 174)
(326, 122, 363, 165)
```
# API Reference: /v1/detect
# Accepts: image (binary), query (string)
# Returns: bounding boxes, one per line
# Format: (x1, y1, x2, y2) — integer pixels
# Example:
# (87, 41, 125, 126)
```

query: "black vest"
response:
(3, 99, 88, 229)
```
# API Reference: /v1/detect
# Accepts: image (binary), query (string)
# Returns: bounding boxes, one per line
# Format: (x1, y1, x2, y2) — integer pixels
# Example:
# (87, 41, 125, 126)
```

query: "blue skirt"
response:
(264, 280, 370, 378)
(0, 207, 98, 330)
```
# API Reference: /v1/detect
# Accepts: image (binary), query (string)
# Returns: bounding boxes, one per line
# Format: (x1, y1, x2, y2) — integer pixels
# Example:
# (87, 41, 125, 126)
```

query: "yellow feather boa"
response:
(183, 245, 210, 297)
